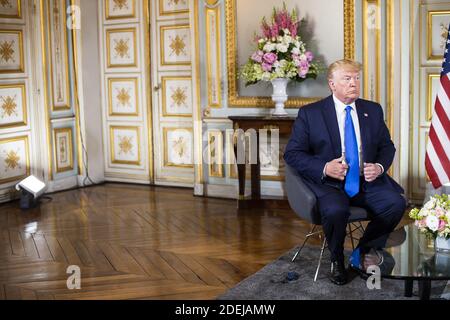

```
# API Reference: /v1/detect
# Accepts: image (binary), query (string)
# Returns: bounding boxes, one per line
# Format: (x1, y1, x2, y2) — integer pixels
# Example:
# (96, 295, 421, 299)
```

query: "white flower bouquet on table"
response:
(239, 3, 321, 86)
(409, 194, 450, 240)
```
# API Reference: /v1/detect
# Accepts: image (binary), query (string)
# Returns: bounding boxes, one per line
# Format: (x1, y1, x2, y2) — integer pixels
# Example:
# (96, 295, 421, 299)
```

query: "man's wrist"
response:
(322, 162, 328, 179)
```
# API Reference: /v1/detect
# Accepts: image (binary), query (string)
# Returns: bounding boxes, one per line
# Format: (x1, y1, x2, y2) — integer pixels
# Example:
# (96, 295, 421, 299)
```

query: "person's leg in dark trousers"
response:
(316, 188, 350, 263)
(350, 189, 406, 251)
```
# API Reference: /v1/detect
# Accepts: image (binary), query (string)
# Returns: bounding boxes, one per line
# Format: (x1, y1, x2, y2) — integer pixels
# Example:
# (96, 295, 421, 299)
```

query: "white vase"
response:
(435, 236, 450, 252)
(271, 78, 289, 116)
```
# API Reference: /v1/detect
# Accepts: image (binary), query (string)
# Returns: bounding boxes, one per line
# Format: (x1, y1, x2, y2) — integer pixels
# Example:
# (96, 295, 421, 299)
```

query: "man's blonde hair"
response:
(327, 59, 363, 80)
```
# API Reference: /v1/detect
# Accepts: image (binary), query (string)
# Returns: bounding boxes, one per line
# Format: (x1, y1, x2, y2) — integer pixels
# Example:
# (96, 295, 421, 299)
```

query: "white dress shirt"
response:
(332, 95, 362, 166)
(322, 95, 384, 178)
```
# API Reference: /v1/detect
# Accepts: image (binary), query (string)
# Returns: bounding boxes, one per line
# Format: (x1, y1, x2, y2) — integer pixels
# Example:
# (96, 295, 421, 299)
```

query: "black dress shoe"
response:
(329, 260, 348, 285)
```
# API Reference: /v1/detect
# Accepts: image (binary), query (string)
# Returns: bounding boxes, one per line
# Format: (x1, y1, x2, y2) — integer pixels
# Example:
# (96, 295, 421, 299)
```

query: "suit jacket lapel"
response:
(322, 95, 342, 158)
(355, 99, 370, 161)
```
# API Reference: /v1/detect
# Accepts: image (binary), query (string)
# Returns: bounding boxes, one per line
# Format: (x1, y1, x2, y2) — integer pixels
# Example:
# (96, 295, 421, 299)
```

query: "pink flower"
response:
(415, 219, 427, 229)
(261, 18, 271, 38)
(305, 51, 314, 62)
(251, 50, 264, 63)
(435, 207, 446, 218)
(289, 22, 298, 37)
(298, 65, 309, 78)
(438, 219, 447, 231)
(263, 52, 277, 64)
(262, 62, 273, 72)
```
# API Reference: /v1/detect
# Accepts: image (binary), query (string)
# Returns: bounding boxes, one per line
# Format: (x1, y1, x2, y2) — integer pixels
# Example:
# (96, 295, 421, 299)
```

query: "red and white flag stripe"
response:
(425, 73, 450, 189)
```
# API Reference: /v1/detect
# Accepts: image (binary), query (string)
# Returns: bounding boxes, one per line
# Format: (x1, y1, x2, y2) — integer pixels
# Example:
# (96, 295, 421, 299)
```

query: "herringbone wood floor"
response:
(0, 183, 411, 300)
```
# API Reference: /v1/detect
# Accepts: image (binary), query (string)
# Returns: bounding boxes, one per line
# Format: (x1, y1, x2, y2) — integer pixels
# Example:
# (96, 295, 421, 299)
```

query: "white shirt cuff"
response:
(375, 163, 384, 175)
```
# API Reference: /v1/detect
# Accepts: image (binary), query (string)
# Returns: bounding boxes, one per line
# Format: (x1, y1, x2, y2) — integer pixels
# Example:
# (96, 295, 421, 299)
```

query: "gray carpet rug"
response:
(218, 245, 449, 300)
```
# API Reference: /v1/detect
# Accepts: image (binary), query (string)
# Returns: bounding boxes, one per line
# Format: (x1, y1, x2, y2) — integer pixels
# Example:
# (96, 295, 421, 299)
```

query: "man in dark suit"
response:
(284, 59, 406, 285)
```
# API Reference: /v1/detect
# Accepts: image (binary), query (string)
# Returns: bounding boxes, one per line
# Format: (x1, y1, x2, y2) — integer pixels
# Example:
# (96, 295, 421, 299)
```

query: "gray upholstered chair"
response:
(285, 164, 369, 281)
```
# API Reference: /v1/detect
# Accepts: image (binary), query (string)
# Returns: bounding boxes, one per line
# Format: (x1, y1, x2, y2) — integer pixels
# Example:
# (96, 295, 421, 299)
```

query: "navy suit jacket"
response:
(284, 95, 404, 198)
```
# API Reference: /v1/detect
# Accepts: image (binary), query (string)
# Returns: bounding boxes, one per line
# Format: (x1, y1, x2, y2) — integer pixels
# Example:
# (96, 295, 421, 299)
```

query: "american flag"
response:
(425, 24, 450, 189)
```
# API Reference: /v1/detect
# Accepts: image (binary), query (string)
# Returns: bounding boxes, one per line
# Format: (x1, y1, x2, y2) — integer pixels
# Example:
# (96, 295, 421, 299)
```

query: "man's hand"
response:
(364, 163, 382, 182)
(325, 156, 348, 181)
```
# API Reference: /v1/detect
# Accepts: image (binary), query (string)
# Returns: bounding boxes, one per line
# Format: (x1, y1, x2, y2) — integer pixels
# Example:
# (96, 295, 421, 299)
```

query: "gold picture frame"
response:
(105, 0, 136, 20)
(0, 83, 27, 129)
(225, 0, 355, 108)
(53, 127, 74, 173)
(427, 10, 450, 61)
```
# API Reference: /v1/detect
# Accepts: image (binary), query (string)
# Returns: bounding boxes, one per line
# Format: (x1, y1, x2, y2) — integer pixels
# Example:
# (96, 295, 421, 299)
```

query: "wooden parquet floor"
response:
(0, 183, 412, 300)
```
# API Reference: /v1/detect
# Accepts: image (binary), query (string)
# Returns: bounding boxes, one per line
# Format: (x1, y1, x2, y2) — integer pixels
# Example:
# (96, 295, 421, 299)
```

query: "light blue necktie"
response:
(344, 106, 359, 197)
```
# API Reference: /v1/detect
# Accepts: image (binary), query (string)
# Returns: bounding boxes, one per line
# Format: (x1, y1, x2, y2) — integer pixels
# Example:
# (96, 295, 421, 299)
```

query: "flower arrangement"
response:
(239, 3, 321, 86)
(409, 194, 450, 240)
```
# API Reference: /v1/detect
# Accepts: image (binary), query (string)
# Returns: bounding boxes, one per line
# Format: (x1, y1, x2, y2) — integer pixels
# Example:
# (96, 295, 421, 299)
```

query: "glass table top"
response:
(359, 224, 450, 280)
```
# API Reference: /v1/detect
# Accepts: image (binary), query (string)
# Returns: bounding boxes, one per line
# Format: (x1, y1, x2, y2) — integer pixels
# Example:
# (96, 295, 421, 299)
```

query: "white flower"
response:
(263, 43, 276, 52)
(446, 211, 450, 223)
(426, 215, 439, 232)
(294, 40, 301, 48)
(424, 197, 437, 210)
(277, 36, 283, 42)
(283, 35, 292, 44)
(292, 47, 300, 55)
(418, 208, 430, 218)
(261, 72, 271, 81)
(258, 38, 265, 44)
(276, 43, 288, 53)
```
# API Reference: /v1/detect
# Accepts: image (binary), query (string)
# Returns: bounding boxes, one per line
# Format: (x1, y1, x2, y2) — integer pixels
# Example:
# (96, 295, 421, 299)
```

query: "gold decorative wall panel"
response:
(0, 83, 27, 128)
(0, 29, 24, 74)
(207, 130, 223, 178)
(108, 77, 139, 116)
(362, 0, 381, 102)
(163, 127, 193, 168)
(427, 10, 450, 61)
(105, 0, 136, 20)
(53, 127, 74, 173)
(110, 125, 141, 165)
(0, 135, 29, 184)
(47, 0, 71, 111)
(205, 5, 221, 108)
(158, 0, 189, 16)
(159, 24, 191, 66)
(0, 0, 22, 19)
(161, 76, 192, 117)
(106, 27, 138, 68)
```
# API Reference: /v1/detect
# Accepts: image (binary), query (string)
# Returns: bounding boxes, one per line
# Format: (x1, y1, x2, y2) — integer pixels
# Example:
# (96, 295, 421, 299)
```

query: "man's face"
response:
(328, 68, 361, 104)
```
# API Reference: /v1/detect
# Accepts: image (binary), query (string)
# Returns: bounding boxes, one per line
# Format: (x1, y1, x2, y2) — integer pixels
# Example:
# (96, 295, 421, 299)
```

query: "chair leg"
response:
(292, 225, 317, 262)
(314, 236, 327, 282)
(348, 224, 355, 251)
